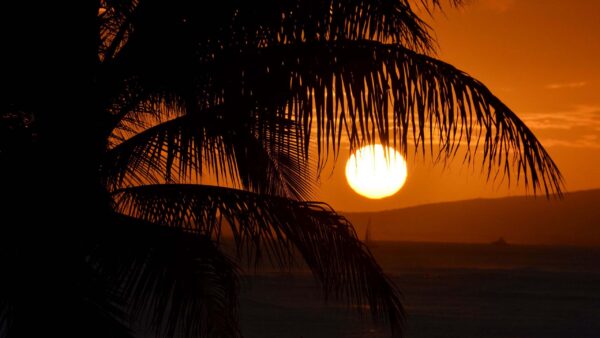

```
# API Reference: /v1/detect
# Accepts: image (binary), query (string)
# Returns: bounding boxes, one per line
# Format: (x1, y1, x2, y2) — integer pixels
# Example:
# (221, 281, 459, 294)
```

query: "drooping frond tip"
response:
(92, 214, 241, 338)
(113, 184, 406, 336)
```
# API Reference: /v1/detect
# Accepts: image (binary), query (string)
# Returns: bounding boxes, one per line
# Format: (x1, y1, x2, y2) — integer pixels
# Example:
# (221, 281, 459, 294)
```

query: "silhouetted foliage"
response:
(1, 0, 561, 337)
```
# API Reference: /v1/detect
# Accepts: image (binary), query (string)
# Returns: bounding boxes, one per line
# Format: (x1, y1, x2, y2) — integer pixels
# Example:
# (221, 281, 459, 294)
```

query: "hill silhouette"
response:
(344, 189, 600, 246)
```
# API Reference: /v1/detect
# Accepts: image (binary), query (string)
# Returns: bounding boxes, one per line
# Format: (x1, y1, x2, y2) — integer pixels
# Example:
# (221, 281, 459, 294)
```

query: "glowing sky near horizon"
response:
(317, 0, 600, 212)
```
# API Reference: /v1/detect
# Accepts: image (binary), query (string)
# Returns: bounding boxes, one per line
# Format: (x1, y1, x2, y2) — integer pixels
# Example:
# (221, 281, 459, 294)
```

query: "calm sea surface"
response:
(240, 242, 600, 338)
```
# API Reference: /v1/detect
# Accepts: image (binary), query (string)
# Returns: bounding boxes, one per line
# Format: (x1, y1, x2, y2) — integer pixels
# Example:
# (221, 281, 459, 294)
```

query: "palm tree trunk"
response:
(2, 2, 115, 337)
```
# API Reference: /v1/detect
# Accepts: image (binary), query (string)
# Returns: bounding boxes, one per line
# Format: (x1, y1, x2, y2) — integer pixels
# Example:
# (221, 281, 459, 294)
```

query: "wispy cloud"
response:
(521, 105, 600, 130)
(536, 136, 600, 149)
(521, 105, 600, 148)
(545, 81, 588, 90)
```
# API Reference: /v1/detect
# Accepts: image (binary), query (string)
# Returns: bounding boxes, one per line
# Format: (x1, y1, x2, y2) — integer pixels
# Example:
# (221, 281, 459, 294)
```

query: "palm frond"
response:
(113, 184, 405, 337)
(108, 31, 562, 195)
(99, 0, 139, 62)
(203, 40, 563, 194)
(100, 0, 440, 114)
(109, 0, 436, 67)
(104, 101, 313, 199)
(223, 0, 435, 50)
(418, 0, 464, 9)
(0, 242, 132, 338)
(91, 214, 240, 338)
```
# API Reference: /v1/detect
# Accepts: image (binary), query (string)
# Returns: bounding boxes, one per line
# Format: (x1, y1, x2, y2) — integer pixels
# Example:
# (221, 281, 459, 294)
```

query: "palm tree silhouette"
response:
(1, 0, 562, 337)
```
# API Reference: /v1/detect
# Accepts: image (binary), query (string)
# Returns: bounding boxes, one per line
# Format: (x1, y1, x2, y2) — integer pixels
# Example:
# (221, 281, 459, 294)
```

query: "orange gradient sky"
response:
(316, 0, 600, 212)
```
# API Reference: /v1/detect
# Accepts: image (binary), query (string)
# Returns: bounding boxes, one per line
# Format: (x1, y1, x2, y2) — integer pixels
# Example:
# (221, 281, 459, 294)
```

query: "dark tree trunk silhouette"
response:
(2, 3, 121, 337)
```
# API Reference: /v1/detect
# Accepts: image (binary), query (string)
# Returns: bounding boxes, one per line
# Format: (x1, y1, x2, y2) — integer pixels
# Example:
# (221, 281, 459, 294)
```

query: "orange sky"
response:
(316, 0, 600, 212)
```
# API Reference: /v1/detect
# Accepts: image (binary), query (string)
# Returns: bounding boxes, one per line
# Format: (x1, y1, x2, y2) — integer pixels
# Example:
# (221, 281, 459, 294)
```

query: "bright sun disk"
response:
(345, 144, 408, 199)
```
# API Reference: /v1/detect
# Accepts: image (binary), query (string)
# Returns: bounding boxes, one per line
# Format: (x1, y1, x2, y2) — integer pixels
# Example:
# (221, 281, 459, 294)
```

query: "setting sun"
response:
(345, 144, 408, 199)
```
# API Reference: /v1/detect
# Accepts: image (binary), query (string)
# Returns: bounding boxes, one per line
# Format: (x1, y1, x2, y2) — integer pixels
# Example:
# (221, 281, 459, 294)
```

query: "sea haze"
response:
(240, 241, 600, 338)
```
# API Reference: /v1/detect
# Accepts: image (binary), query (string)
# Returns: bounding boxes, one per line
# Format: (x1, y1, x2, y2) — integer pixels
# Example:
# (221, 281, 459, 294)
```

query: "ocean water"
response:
(240, 242, 600, 338)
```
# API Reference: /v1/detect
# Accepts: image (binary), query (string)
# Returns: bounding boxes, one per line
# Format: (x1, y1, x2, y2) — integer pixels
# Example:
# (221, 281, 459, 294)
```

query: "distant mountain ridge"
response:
(343, 189, 600, 246)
